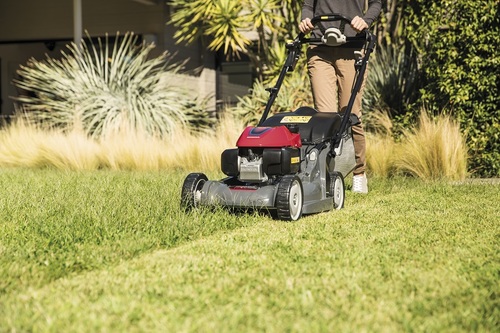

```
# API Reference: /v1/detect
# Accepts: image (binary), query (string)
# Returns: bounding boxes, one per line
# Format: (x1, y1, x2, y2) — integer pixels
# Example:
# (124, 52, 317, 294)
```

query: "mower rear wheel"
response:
(329, 171, 345, 209)
(180, 173, 208, 211)
(276, 175, 303, 221)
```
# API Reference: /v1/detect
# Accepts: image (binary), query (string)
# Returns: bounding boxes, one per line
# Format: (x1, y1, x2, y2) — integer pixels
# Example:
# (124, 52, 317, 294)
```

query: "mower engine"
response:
(221, 125, 302, 183)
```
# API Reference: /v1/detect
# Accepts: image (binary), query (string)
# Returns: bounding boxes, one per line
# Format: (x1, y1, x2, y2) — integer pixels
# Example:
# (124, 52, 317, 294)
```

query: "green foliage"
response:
(371, 0, 408, 47)
(363, 43, 419, 120)
(168, 0, 304, 80)
(0, 170, 498, 331)
(404, 0, 500, 176)
(14, 33, 214, 138)
(230, 67, 313, 125)
(182, 96, 216, 133)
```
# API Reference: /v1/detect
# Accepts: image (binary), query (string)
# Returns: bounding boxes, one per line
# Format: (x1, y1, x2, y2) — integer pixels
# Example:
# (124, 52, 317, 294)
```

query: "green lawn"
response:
(0, 169, 498, 332)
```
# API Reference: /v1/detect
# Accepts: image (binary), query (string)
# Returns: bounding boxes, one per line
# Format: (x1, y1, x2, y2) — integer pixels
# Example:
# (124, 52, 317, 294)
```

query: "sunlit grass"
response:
(395, 112, 468, 180)
(0, 120, 46, 168)
(365, 110, 468, 181)
(0, 171, 497, 332)
(0, 110, 470, 181)
(366, 133, 396, 178)
(38, 129, 103, 170)
(0, 116, 244, 173)
(365, 110, 396, 178)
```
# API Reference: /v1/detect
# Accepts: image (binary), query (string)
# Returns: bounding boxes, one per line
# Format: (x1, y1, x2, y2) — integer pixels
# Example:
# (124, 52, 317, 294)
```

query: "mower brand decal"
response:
(280, 116, 312, 124)
(291, 157, 300, 164)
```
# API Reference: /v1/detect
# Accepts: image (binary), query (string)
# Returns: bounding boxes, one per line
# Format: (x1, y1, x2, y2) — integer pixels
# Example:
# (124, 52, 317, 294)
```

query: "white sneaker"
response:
(352, 174, 368, 194)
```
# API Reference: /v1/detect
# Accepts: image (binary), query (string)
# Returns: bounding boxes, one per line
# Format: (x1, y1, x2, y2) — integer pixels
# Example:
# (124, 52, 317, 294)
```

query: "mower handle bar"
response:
(296, 14, 374, 45)
(297, 14, 354, 41)
(282, 14, 375, 70)
(258, 14, 376, 138)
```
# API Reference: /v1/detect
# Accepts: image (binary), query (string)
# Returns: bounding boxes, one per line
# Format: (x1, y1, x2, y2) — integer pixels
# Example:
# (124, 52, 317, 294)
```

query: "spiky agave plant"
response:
(14, 32, 206, 138)
(362, 43, 419, 118)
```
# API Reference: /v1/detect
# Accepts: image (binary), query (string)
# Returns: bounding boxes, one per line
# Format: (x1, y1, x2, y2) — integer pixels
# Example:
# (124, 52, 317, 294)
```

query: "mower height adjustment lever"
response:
(354, 50, 364, 69)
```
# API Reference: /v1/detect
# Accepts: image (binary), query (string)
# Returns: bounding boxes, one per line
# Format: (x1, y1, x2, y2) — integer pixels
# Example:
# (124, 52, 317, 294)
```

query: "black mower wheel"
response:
(276, 175, 303, 221)
(329, 171, 345, 209)
(180, 173, 208, 211)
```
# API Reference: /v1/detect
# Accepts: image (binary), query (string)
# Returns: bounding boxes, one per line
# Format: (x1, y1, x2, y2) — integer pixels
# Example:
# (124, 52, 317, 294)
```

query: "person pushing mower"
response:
(299, 0, 382, 194)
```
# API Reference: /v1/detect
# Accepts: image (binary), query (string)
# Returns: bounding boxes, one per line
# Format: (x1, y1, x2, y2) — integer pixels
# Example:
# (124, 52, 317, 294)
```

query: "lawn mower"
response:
(181, 14, 376, 221)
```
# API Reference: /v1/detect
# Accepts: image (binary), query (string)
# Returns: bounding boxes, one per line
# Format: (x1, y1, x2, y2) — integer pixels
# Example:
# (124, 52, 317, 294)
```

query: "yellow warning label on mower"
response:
(280, 116, 312, 124)
(291, 157, 300, 164)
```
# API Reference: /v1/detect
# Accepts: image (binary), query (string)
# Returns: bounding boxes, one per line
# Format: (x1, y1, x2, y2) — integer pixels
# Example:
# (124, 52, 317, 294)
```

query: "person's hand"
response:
(351, 16, 368, 33)
(299, 18, 314, 34)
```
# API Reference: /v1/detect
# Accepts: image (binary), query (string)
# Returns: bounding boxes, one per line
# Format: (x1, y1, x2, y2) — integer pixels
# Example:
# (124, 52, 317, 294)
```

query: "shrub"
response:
(168, 0, 303, 81)
(404, 0, 500, 177)
(230, 67, 313, 125)
(363, 43, 419, 121)
(14, 32, 213, 138)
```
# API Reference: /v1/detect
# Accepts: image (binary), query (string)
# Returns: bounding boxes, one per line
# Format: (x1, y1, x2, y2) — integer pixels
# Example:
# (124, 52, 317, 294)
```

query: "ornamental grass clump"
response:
(365, 110, 397, 178)
(14, 32, 211, 138)
(0, 119, 47, 168)
(0, 115, 244, 172)
(395, 112, 468, 181)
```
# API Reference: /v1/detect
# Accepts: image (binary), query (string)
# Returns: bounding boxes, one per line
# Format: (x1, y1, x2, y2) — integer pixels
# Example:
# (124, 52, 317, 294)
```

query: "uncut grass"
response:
(0, 116, 244, 172)
(365, 111, 468, 181)
(395, 112, 468, 180)
(0, 113, 468, 181)
(1, 175, 498, 332)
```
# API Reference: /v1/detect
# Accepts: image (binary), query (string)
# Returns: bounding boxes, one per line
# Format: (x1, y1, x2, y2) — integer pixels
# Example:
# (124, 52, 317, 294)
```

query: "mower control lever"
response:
(354, 50, 364, 70)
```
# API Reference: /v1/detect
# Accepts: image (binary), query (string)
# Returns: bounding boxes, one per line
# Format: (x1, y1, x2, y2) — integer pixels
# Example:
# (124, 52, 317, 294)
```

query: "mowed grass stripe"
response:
(0, 169, 260, 295)
(1, 175, 498, 332)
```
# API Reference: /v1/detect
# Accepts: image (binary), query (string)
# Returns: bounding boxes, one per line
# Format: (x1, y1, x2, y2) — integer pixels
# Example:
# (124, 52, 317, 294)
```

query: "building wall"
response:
(0, 42, 68, 117)
(0, 0, 220, 117)
(0, 0, 163, 43)
(0, 0, 74, 42)
(0, 0, 206, 64)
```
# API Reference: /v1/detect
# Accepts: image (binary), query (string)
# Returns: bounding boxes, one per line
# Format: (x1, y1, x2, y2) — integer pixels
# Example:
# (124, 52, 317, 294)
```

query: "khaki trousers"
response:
(307, 45, 367, 175)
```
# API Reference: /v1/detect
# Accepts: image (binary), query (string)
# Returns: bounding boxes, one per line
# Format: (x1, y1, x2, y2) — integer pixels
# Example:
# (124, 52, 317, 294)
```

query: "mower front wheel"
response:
(180, 173, 208, 211)
(276, 175, 303, 221)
